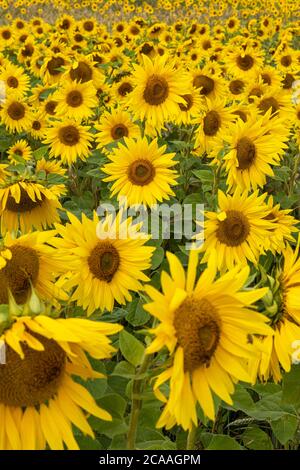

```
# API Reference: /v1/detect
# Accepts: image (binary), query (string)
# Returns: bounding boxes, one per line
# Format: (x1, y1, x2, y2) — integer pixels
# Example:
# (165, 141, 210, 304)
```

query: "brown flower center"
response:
(174, 297, 221, 371)
(45, 100, 57, 115)
(143, 75, 169, 105)
(7, 76, 19, 88)
(0, 245, 40, 304)
(141, 43, 154, 55)
(282, 73, 294, 90)
(179, 94, 193, 111)
(61, 19, 71, 30)
(216, 210, 250, 246)
(261, 73, 271, 85)
(236, 54, 254, 71)
(21, 44, 34, 57)
(66, 90, 83, 107)
(236, 136, 256, 169)
(32, 120, 42, 130)
(233, 110, 247, 122)
(70, 61, 93, 83)
(110, 124, 129, 140)
(88, 242, 120, 282)
(128, 159, 156, 186)
(0, 333, 66, 407)
(47, 57, 65, 76)
(83, 20, 94, 32)
(203, 110, 220, 136)
(248, 87, 262, 102)
(193, 74, 214, 95)
(2, 30, 11, 40)
(58, 125, 80, 146)
(7, 102, 25, 121)
(6, 187, 45, 214)
(118, 82, 133, 97)
(229, 79, 245, 95)
(280, 55, 292, 67)
(258, 97, 279, 115)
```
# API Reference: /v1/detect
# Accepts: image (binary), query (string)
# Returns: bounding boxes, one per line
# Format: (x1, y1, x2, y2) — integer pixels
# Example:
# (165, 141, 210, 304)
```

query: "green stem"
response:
(186, 423, 197, 450)
(288, 153, 300, 197)
(127, 353, 152, 450)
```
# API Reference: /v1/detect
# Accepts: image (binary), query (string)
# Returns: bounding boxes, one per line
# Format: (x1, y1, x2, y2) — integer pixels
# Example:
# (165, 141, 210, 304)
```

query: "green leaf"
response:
(90, 417, 128, 438)
(192, 169, 214, 184)
(271, 415, 298, 445)
(77, 435, 103, 450)
(282, 365, 300, 407)
(206, 434, 244, 450)
(112, 361, 136, 378)
(151, 246, 165, 270)
(119, 330, 145, 367)
(97, 393, 127, 419)
(126, 299, 150, 327)
(32, 146, 49, 159)
(243, 426, 273, 450)
(138, 439, 176, 450)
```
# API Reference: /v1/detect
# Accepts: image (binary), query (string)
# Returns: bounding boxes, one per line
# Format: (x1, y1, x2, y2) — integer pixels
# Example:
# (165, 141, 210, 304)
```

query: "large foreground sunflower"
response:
(144, 250, 272, 429)
(103, 137, 178, 206)
(53, 211, 154, 315)
(0, 313, 122, 449)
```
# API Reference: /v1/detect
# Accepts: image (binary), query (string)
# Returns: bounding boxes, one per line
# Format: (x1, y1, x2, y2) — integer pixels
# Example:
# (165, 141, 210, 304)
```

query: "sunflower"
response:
(144, 250, 272, 429)
(0, 180, 64, 233)
(0, 313, 122, 449)
(265, 196, 299, 254)
(66, 57, 104, 88)
(275, 48, 299, 73)
(194, 97, 234, 156)
(129, 54, 188, 129)
(0, 230, 67, 306)
(41, 97, 58, 119)
(112, 76, 134, 104)
(256, 66, 282, 88)
(227, 77, 246, 99)
(103, 137, 178, 206)
(191, 65, 226, 100)
(29, 112, 47, 140)
(201, 189, 275, 271)
(0, 63, 30, 97)
(226, 45, 263, 78)
(7, 139, 32, 164)
(221, 111, 288, 191)
(0, 26, 14, 48)
(55, 80, 98, 121)
(174, 87, 204, 125)
(43, 119, 93, 165)
(36, 158, 67, 178)
(255, 86, 294, 120)
(0, 98, 32, 133)
(40, 53, 68, 84)
(249, 242, 300, 383)
(95, 108, 140, 151)
(53, 211, 154, 315)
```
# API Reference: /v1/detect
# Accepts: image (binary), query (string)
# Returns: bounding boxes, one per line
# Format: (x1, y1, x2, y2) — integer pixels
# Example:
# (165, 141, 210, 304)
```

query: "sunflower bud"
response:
(0, 305, 11, 335)
(7, 289, 23, 318)
(28, 285, 43, 315)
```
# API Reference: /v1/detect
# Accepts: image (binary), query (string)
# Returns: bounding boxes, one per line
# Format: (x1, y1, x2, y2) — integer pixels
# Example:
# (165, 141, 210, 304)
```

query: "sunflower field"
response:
(0, 0, 300, 454)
